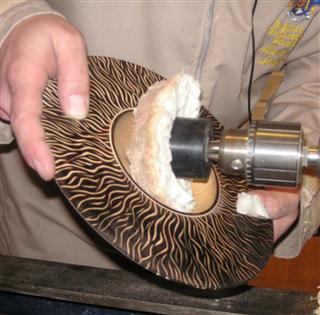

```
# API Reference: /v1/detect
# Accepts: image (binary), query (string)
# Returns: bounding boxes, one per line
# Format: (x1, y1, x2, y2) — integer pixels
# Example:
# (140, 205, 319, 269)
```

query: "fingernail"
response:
(32, 158, 49, 180)
(67, 95, 88, 120)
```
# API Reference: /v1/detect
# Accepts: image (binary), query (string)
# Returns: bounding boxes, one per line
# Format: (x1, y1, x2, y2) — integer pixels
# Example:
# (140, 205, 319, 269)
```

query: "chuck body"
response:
(170, 118, 320, 187)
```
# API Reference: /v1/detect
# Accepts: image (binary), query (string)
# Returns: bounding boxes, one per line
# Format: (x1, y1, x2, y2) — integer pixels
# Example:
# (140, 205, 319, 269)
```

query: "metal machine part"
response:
(170, 118, 320, 187)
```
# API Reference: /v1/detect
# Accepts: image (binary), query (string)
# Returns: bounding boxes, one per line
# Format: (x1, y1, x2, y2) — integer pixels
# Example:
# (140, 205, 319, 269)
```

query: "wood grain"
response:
(249, 236, 320, 293)
(41, 56, 273, 290)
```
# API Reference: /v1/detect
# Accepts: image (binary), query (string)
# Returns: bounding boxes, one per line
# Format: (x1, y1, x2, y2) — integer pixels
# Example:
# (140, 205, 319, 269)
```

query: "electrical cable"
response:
(247, 0, 258, 123)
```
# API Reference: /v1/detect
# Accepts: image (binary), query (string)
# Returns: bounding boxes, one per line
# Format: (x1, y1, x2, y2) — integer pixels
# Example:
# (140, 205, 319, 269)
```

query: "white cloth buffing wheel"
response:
(128, 74, 201, 212)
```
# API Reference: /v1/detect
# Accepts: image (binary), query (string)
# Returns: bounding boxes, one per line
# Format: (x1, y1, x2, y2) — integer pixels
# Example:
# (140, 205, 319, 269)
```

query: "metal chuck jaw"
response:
(170, 118, 320, 187)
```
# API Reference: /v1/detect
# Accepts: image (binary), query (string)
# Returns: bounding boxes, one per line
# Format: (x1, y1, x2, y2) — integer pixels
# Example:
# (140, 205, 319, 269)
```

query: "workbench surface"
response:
(0, 255, 317, 315)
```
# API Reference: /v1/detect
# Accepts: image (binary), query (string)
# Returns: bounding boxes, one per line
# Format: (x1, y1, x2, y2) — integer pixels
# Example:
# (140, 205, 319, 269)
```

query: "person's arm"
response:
(0, 0, 63, 46)
(0, 1, 89, 180)
(0, 0, 62, 145)
(263, 16, 320, 258)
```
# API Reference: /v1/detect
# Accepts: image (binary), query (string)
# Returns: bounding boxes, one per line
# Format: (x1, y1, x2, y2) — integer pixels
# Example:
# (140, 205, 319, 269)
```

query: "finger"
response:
(54, 30, 89, 120)
(249, 189, 299, 220)
(9, 68, 55, 180)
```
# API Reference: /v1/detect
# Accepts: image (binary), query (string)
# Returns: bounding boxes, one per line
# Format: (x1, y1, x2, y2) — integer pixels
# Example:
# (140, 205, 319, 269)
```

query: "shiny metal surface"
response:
(208, 120, 320, 187)
(209, 129, 248, 176)
(306, 140, 320, 176)
(247, 121, 303, 187)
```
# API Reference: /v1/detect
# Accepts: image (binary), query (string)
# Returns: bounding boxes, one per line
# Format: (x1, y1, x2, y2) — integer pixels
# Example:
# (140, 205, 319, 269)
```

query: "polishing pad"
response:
(128, 73, 201, 212)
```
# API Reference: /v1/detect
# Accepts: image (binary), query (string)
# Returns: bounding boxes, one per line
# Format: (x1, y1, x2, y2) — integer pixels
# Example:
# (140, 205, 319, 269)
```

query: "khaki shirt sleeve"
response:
(0, 0, 63, 144)
(0, 0, 27, 14)
(266, 14, 320, 258)
(0, 0, 63, 46)
(0, 120, 14, 144)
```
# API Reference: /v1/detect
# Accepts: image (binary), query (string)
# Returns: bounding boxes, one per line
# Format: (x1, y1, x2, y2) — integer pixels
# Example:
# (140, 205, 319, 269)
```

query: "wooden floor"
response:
(249, 237, 320, 293)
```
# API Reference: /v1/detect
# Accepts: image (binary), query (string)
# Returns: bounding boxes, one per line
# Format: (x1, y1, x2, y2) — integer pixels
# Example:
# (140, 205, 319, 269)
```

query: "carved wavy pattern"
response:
(41, 56, 273, 290)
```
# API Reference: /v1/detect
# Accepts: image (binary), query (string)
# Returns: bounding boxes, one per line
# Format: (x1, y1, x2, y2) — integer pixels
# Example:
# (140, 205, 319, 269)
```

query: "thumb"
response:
(249, 189, 299, 220)
(250, 189, 299, 242)
(54, 31, 89, 119)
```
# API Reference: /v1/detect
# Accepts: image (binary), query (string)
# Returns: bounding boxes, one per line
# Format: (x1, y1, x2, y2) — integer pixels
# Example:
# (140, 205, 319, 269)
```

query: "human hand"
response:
(250, 188, 299, 242)
(0, 14, 89, 180)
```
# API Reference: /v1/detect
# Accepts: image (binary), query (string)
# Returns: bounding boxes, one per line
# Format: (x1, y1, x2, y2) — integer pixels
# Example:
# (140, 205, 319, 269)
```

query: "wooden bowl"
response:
(41, 56, 273, 290)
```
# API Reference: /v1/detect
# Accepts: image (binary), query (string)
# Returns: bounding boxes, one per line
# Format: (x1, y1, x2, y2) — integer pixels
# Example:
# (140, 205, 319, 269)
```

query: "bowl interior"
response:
(112, 110, 218, 214)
